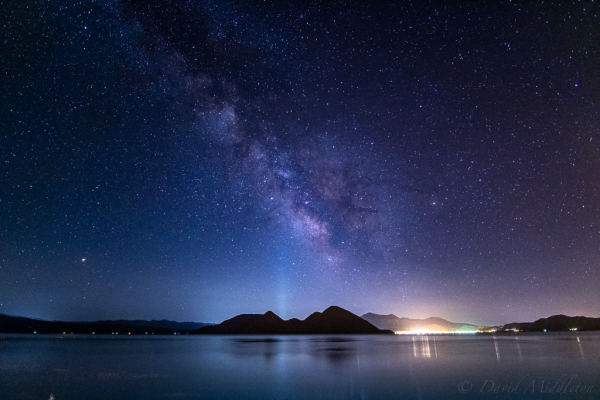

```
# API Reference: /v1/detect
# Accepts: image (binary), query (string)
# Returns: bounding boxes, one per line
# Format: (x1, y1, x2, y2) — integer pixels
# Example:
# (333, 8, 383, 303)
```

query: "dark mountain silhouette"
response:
(0, 314, 212, 334)
(5, 311, 596, 335)
(502, 315, 600, 332)
(196, 310, 289, 334)
(90, 319, 210, 331)
(361, 313, 477, 332)
(193, 306, 393, 334)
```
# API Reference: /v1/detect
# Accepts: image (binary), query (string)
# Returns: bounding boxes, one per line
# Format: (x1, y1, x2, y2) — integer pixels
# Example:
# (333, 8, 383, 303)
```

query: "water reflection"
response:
(311, 337, 357, 342)
(577, 336, 585, 359)
(493, 334, 501, 361)
(226, 336, 360, 366)
(412, 335, 435, 359)
(233, 338, 280, 343)
(321, 346, 356, 363)
(227, 336, 282, 362)
(2, 333, 599, 400)
(311, 336, 358, 365)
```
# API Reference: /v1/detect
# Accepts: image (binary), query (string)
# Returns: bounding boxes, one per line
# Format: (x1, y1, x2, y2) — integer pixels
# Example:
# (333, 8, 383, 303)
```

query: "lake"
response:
(1, 332, 599, 399)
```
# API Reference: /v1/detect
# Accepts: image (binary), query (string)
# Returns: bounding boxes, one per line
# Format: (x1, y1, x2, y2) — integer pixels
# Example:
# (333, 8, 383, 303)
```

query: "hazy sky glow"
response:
(2, 1, 599, 326)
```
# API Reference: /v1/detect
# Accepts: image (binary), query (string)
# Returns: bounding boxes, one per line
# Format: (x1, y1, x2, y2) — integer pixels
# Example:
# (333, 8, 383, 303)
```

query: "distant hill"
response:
(193, 306, 394, 335)
(498, 322, 532, 331)
(0, 314, 212, 334)
(361, 313, 477, 332)
(90, 319, 210, 331)
(501, 315, 600, 332)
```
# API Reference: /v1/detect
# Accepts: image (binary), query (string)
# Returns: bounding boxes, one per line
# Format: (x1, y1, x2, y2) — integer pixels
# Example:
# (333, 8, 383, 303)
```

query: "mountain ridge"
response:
(361, 312, 477, 332)
(3, 311, 599, 334)
(500, 314, 600, 332)
(193, 306, 393, 335)
(0, 314, 212, 334)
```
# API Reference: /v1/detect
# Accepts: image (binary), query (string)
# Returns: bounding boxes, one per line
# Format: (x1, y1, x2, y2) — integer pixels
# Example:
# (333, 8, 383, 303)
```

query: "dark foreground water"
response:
(1, 332, 599, 400)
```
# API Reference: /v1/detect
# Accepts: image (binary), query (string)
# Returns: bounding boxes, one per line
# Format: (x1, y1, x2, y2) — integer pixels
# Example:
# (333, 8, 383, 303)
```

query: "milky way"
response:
(2, 1, 599, 325)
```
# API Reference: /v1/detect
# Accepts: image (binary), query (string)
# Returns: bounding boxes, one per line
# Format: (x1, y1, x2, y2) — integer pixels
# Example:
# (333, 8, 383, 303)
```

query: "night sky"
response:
(2, 1, 599, 326)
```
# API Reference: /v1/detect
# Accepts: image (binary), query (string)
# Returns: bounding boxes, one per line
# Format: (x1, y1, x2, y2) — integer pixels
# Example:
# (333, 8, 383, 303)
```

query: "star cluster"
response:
(2, 1, 599, 325)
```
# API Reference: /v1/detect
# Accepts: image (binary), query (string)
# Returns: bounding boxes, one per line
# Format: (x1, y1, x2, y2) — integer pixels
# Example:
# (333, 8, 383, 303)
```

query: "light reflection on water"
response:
(0, 332, 599, 399)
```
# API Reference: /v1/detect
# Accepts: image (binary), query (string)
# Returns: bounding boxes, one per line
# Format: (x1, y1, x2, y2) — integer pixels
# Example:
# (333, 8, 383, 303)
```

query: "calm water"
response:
(1, 333, 599, 399)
